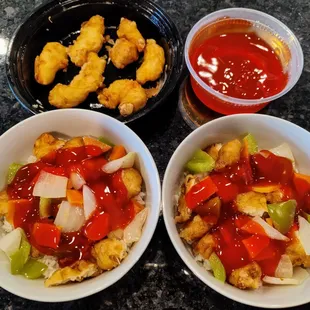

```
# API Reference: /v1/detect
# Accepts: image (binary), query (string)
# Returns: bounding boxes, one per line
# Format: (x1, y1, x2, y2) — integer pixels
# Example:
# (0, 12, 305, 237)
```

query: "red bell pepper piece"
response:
(210, 174, 238, 203)
(242, 235, 270, 259)
(234, 214, 251, 229)
(255, 243, 277, 261)
(32, 223, 61, 249)
(219, 223, 235, 244)
(84, 212, 110, 241)
(81, 157, 108, 182)
(185, 177, 218, 209)
(240, 219, 268, 237)
(11, 199, 34, 229)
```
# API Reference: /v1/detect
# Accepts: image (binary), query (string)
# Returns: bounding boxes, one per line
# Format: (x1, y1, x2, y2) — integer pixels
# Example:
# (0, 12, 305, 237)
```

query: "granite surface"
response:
(0, 0, 310, 309)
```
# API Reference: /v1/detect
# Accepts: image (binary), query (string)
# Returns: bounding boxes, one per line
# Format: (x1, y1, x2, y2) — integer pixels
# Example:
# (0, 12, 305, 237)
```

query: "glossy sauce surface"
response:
(190, 32, 288, 100)
(202, 151, 298, 276)
(7, 146, 133, 267)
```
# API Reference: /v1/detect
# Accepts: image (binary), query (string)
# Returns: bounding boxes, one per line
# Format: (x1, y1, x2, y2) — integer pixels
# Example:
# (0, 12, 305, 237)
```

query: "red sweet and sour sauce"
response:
(191, 32, 288, 100)
(7, 146, 134, 267)
(188, 19, 290, 114)
(191, 149, 301, 277)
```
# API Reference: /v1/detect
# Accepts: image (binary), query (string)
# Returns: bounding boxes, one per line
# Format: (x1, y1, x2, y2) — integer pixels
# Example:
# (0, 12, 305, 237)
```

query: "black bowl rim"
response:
(5, 0, 184, 123)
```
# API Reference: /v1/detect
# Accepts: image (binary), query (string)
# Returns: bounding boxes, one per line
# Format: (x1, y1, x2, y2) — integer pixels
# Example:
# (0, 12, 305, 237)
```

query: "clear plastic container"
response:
(184, 8, 304, 114)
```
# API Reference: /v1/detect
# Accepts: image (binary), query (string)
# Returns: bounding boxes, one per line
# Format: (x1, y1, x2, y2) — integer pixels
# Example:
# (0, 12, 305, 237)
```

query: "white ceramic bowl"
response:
(162, 114, 310, 308)
(0, 109, 161, 302)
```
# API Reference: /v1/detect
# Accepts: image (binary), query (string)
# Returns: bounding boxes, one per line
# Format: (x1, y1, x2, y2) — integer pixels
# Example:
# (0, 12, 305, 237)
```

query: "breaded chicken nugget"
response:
(91, 238, 127, 270)
(68, 15, 105, 67)
(235, 191, 267, 217)
(136, 39, 165, 85)
(44, 260, 100, 287)
(121, 168, 142, 198)
(97, 79, 147, 116)
(34, 42, 68, 85)
(109, 38, 139, 69)
(180, 215, 213, 243)
(229, 262, 262, 290)
(117, 17, 145, 52)
(215, 139, 242, 171)
(49, 52, 106, 108)
(33, 132, 65, 159)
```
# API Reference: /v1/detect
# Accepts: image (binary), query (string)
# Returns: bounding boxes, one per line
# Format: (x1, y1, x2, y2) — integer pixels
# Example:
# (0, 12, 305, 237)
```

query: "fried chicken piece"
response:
(44, 260, 100, 287)
(117, 17, 145, 52)
(235, 191, 267, 217)
(175, 193, 192, 223)
(91, 238, 127, 270)
(63, 137, 84, 149)
(68, 15, 105, 67)
(215, 139, 242, 170)
(49, 52, 106, 108)
(33, 133, 65, 159)
(34, 42, 68, 85)
(109, 38, 139, 69)
(121, 168, 142, 199)
(193, 233, 215, 259)
(97, 79, 147, 116)
(180, 215, 213, 243)
(228, 262, 262, 290)
(136, 39, 165, 85)
(206, 143, 222, 161)
(285, 232, 310, 267)
(266, 190, 284, 203)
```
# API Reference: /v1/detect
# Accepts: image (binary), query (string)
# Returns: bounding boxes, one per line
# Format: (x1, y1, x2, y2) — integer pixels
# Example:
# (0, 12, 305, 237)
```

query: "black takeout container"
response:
(6, 0, 183, 123)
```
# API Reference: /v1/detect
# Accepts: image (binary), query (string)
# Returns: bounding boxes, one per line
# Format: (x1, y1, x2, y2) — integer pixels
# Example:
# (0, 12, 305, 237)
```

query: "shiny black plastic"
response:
(6, 0, 183, 123)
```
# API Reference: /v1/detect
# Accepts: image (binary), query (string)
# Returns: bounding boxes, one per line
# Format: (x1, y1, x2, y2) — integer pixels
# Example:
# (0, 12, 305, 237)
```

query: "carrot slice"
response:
(109, 145, 127, 161)
(66, 190, 83, 207)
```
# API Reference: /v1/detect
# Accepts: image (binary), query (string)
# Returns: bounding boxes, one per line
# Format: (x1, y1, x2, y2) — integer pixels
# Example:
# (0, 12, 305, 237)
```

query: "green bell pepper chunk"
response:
(267, 199, 296, 234)
(10, 234, 31, 275)
(7, 163, 23, 184)
(21, 259, 47, 279)
(185, 149, 215, 174)
(209, 252, 226, 282)
(39, 197, 52, 218)
(98, 136, 114, 147)
(243, 133, 258, 155)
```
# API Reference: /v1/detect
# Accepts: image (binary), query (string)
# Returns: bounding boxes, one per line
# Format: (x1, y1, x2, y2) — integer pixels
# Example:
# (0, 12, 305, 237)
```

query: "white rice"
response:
(38, 255, 59, 279)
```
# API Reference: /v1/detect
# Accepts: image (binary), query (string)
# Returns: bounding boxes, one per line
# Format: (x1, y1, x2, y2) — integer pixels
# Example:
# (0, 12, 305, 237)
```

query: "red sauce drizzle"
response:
(206, 151, 297, 277)
(7, 146, 133, 267)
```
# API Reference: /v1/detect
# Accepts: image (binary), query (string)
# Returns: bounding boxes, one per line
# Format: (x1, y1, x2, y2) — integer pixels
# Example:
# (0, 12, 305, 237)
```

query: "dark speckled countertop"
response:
(0, 0, 310, 309)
